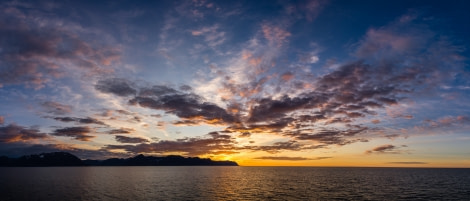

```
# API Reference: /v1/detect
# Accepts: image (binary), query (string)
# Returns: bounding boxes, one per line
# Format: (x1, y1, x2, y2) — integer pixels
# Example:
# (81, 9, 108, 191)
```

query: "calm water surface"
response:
(1, 167, 469, 200)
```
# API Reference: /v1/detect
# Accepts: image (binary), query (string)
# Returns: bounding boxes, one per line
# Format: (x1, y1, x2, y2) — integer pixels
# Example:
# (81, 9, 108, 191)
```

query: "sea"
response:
(1, 167, 469, 200)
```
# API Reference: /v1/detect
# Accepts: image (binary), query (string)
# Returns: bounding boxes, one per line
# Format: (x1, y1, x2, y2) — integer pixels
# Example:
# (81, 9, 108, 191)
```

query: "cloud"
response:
(129, 90, 236, 125)
(291, 127, 367, 145)
(107, 128, 134, 134)
(105, 13, 465, 152)
(261, 24, 291, 47)
(52, 117, 106, 125)
(115, 135, 149, 143)
(78, 11, 469, 157)
(0, 124, 49, 143)
(190, 25, 226, 47)
(371, 119, 381, 124)
(0, 4, 120, 88)
(0, 116, 4, 125)
(280, 72, 295, 81)
(248, 93, 329, 123)
(365, 144, 403, 154)
(41, 101, 73, 115)
(254, 156, 311, 161)
(95, 78, 137, 97)
(243, 141, 304, 154)
(354, 14, 465, 86)
(51, 126, 94, 141)
(94, 78, 236, 125)
(285, 0, 327, 21)
(105, 131, 236, 156)
(254, 156, 332, 161)
(387, 161, 428, 164)
(424, 115, 469, 128)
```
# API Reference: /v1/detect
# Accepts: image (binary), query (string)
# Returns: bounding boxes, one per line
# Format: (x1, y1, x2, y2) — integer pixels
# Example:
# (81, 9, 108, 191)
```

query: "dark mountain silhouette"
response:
(83, 154, 238, 166)
(0, 152, 238, 166)
(0, 152, 83, 166)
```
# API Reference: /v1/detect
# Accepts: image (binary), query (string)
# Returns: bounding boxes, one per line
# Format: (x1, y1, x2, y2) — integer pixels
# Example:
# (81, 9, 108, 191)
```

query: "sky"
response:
(1, 0, 469, 167)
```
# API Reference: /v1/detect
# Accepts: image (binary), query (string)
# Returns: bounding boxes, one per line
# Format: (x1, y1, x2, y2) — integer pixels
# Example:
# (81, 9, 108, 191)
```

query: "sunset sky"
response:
(1, 0, 469, 167)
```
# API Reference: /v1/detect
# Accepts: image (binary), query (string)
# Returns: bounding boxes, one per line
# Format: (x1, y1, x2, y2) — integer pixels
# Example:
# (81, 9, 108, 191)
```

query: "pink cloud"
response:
(0, 6, 121, 88)
(262, 24, 291, 47)
(281, 72, 295, 81)
(356, 28, 418, 58)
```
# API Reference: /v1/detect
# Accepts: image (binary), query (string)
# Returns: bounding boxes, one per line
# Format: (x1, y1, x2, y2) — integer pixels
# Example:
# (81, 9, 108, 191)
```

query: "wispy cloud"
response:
(0, 3, 121, 89)
(52, 117, 106, 125)
(387, 161, 428, 164)
(41, 101, 73, 115)
(365, 144, 408, 154)
(105, 131, 236, 156)
(254, 156, 332, 161)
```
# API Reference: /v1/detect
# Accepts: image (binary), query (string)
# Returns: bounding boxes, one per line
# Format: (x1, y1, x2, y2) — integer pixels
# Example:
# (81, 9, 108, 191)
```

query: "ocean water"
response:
(1, 167, 469, 200)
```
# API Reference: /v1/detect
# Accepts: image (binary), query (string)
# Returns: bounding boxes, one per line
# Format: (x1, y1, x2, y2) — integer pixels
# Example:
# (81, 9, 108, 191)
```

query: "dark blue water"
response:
(1, 167, 469, 200)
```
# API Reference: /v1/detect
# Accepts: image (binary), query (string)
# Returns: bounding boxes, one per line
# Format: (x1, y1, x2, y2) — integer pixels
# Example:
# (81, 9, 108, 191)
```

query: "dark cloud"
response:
(115, 135, 149, 143)
(315, 62, 404, 109)
(77, 117, 106, 125)
(179, 85, 192, 91)
(0, 124, 49, 143)
(365, 144, 401, 154)
(243, 141, 303, 153)
(94, 77, 236, 125)
(248, 93, 329, 122)
(41, 101, 73, 115)
(229, 118, 295, 133)
(53, 117, 106, 125)
(172, 120, 201, 126)
(287, 126, 367, 146)
(139, 85, 179, 96)
(104, 131, 236, 156)
(51, 126, 94, 141)
(107, 128, 134, 134)
(116, 110, 132, 115)
(298, 114, 326, 122)
(95, 78, 137, 97)
(238, 132, 251, 137)
(324, 117, 352, 125)
(52, 117, 76, 122)
(129, 92, 235, 125)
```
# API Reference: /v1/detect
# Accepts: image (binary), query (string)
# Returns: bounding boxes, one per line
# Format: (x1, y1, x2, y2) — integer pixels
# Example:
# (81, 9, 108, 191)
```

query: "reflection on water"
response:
(1, 167, 469, 200)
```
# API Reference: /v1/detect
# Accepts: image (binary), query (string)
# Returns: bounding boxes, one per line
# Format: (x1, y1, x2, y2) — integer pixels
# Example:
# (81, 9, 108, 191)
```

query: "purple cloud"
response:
(0, 124, 49, 143)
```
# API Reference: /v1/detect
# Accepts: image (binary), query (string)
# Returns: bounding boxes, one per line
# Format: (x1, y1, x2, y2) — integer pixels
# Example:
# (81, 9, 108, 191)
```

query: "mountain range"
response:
(0, 152, 238, 166)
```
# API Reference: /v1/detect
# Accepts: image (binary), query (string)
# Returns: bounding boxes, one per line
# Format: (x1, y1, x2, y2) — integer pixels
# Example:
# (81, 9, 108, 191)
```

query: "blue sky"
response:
(0, 0, 469, 166)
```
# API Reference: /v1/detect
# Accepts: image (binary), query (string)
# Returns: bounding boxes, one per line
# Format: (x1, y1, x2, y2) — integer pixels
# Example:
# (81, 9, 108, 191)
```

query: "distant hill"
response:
(0, 152, 238, 166)
(0, 152, 83, 166)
